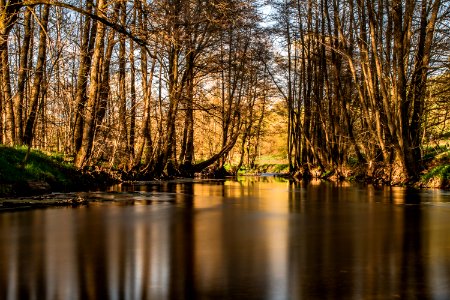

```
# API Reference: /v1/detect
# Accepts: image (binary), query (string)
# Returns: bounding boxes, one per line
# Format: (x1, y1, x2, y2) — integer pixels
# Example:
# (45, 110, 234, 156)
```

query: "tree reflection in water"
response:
(1, 178, 450, 299)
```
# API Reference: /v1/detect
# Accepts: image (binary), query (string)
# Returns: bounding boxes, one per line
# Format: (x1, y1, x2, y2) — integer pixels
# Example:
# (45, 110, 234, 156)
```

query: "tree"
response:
(272, 0, 446, 180)
(23, 4, 50, 146)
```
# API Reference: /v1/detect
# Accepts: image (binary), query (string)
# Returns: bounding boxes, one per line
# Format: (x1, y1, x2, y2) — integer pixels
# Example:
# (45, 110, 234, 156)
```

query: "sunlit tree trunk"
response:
(179, 49, 195, 170)
(96, 2, 119, 131)
(0, 76, 3, 143)
(14, 7, 32, 144)
(0, 0, 23, 145)
(75, 0, 106, 168)
(138, 50, 156, 168)
(0, 44, 14, 145)
(155, 0, 183, 175)
(135, 0, 156, 169)
(408, 0, 441, 162)
(73, 0, 95, 154)
(23, 4, 50, 147)
(129, 39, 136, 166)
(118, 1, 130, 169)
(285, 1, 294, 173)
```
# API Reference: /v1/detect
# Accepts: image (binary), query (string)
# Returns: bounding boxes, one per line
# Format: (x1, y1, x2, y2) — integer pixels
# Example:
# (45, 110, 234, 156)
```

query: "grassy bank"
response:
(419, 146, 450, 189)
(0, 146, 117, 197)
(1, 144, 449, 198)
(330, 146, 450, 189)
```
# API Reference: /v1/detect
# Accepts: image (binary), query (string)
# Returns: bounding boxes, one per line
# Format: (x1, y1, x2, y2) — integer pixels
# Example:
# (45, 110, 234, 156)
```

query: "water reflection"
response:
(1, 178, 450, 299)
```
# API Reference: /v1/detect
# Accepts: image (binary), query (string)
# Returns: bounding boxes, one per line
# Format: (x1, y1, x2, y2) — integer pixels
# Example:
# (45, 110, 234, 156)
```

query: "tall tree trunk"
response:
(138, 51, 156, 167)
(96, 2, 119, 128)
(23, 5, 50, 147)
(0, 77, 3, 144)
(163, 42, 180, 172)
(161, 0, 182, 174)
(180, 50, 195, 169)
(406, 0, 441, 174)
(14, 7, 32, 144)
(0, 34, 14, 145)
(129, 39, 136, 165)
(0, 0, 22, 145)
(0, 44, 16, 145)
(136, 0, 155, 168)
(75, 0, 106, 168)
(392, 0, 420, 178)
(73, 0, 95, 154)
(118, 1, 130, 169)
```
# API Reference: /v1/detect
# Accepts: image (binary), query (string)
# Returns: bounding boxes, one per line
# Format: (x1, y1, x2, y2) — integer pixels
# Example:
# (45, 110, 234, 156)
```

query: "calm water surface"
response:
(1, 177, 450, 299)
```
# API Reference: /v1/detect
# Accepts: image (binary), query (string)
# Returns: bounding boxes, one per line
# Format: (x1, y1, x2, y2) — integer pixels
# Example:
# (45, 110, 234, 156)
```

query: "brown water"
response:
(1, 177, 450, 299)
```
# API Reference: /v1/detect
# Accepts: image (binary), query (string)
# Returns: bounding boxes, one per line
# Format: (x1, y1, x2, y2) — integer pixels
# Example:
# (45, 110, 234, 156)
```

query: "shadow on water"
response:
(1, 177, 450, 299)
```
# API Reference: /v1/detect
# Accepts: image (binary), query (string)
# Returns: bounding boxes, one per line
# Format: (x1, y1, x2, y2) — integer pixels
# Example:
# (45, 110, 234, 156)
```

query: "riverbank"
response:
(289, 150, 450, 190)
(0, 146, 119, 197)
(1, 144, 449, 201)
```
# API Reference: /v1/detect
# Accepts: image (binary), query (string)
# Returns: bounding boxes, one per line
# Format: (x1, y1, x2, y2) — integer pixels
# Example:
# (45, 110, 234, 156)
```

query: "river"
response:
(1, 177, 450, 299)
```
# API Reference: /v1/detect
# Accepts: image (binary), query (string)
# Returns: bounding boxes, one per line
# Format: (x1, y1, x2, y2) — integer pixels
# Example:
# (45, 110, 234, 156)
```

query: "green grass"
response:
(419, 144, 450, 188)
(421, 164, 450, 181)
(0, 145, 121, 196)
(0, 146, 73, 184)
(423, 145, 450, 162)
(420, 141, 449, 173)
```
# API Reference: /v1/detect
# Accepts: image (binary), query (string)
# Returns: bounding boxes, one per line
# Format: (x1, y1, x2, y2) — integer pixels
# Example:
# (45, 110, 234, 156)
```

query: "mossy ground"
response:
(0, 146, 117, 196)
(419, 146, 450, 189)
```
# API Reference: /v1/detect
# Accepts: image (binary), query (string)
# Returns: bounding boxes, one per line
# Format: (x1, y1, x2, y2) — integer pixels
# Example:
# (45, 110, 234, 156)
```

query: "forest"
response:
(0, 0, 449, 183)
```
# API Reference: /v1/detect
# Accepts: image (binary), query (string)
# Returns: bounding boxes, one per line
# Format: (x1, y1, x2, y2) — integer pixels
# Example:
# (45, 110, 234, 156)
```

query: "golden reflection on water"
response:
(1, 178, 450, 299)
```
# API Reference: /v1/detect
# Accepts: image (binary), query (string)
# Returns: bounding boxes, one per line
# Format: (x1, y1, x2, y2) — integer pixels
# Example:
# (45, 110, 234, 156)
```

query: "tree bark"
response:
(14, 7, 32, 144)
(23, 4, 50, 147)
(75, 0, 106, 168)
(73, 0, 95, 154)
(118, 1, 130, 169)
